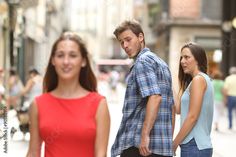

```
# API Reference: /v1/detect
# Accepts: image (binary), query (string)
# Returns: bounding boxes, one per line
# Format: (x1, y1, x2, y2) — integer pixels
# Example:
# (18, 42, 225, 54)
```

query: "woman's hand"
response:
(173, 140, 178, 156)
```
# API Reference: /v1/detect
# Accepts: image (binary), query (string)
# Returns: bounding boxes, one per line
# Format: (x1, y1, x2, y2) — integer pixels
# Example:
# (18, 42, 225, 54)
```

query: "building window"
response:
(201, 0, 222, 20)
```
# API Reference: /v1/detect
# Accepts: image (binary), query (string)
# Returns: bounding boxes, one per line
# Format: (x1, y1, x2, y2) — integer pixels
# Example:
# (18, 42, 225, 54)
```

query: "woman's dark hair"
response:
(178, 42, 208, 94)
(29, 68, 39, 75)
(43, 32, 97, 93)
(9, 68, 16, 76)
(113, 20, 145, 45)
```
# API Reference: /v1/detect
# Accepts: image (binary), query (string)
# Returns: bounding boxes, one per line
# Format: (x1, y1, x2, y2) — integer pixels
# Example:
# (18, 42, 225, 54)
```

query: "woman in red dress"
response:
(26, 32, 110, 157)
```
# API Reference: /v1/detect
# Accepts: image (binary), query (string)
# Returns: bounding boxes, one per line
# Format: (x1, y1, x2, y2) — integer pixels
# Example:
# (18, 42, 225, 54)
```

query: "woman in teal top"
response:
(173, 43, 214, 157)
(212, 71, 224, 131)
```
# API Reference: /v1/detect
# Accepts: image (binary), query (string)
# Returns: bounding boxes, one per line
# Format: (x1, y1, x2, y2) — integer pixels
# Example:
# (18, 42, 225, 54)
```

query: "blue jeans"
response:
(180, 139, 212, 157)
(227, 96, 236, 129)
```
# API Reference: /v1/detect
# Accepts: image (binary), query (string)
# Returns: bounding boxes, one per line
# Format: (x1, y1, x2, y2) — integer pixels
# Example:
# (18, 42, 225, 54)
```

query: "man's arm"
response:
(139, 94, 162, 156)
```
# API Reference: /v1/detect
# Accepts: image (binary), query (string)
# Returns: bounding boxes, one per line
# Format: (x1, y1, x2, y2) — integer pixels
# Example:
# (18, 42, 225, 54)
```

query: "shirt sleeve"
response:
(134, 58, 161, 98)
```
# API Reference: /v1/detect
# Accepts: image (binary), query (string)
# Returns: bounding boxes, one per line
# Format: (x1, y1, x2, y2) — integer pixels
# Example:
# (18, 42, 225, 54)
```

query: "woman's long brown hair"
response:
(178, 42, 208, 95)
(43, 32, 97, 93)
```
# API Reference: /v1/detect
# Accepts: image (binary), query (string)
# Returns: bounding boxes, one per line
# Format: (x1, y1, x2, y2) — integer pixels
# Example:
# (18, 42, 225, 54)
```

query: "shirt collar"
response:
(133, 47, 150, 62)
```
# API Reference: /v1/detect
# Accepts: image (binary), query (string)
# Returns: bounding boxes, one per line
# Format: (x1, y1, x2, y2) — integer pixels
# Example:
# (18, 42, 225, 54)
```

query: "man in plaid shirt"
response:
(111, 20, 175, 157)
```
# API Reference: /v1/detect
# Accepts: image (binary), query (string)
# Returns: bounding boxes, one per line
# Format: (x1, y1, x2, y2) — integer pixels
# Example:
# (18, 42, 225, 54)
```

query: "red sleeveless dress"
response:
(35, 92, 104, 157)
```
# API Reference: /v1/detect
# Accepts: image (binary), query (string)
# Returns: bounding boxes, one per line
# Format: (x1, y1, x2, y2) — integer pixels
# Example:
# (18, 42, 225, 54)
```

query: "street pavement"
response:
(1, 83, 236, 157)
(211, 114, 236, 157)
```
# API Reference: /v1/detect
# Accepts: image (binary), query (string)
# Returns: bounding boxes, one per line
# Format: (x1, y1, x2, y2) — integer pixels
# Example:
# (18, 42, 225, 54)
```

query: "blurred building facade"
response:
(19, 0, 66, 82)
(135, 0, 236, 81)
(0, 1, 7, 71)
(123, 0, 223, 87)
(222, 0, 236, 76)
(0, 0, 137, 83)
(168, 0, 222, 86)
(64, 0, 134, 64)
(135, 0, 222, 88)
(0, 0, 66, 83)
(1, 0, 235, 85)
(23, 0, 65, 78)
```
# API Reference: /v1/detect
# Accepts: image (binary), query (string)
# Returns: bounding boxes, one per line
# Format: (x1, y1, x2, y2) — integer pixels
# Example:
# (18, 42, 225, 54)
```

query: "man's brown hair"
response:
(113, 20, 145, 45)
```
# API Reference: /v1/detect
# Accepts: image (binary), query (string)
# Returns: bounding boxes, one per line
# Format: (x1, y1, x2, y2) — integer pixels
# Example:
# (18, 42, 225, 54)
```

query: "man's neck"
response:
(134, 46, 146, 59)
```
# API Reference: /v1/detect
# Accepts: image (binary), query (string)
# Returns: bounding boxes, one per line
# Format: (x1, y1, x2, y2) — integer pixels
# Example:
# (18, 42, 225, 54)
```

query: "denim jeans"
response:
(180, 139, 212, 157)
(227, 96, 236, 129)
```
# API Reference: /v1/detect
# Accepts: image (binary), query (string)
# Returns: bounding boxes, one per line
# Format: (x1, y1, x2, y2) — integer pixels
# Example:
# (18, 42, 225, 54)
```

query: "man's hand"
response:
(139, 134, 151, 156)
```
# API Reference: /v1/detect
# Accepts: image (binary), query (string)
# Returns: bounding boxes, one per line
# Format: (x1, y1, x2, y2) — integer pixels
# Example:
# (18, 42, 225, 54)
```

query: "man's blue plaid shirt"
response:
(111, 48, 174, 157)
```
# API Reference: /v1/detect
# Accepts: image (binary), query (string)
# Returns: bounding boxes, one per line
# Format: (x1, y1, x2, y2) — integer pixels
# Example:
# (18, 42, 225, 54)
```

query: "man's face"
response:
(117, 29, 144, 58)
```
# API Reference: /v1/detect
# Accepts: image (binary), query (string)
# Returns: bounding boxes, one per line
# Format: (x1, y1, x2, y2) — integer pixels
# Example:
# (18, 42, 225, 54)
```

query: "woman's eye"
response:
(70, 53, 78, 58)
(56, 54, 63, 58)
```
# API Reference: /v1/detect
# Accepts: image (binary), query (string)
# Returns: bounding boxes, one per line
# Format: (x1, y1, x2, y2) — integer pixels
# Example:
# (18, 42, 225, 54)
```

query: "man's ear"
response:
(138, 33, 144, 43)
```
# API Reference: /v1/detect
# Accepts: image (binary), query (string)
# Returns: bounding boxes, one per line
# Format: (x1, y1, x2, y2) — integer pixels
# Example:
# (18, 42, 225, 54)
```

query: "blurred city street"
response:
(1, 0, 236, 157)
(1, 82, 236, 157)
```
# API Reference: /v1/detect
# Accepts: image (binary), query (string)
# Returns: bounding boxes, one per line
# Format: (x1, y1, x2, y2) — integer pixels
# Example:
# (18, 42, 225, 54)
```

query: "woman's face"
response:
(180, 47, 198, 75)
(51, 40, 86, 81)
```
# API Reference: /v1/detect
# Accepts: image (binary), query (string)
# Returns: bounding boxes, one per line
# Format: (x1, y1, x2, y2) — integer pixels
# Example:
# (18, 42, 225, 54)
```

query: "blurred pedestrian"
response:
(0, 67, 6, 113)
(0, 67, 5, 96)
(14, 68, 43, 140)
(0, 67, 5, 139)
(173, 43, 214, 157)
(109, 70, 120, 91)
(26, 32, 110, 157)
(111, 20, 175, 157)
(7, 68, 23, 110)
(19, 68, 43, 108)
(0, 86, 6, 139)
(212, 71, 225, 131)
(223, 66, 236, 130)
(0, 84, 6, 116)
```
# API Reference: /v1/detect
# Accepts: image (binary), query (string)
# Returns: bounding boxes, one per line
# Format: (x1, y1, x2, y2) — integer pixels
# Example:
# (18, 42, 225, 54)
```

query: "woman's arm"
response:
(173, 75, 206, 152)
(26, 101, 42, 157)
(8, 76, 16, 89)
(20, 79, 34, 97)
(95, 98, 110, 157)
